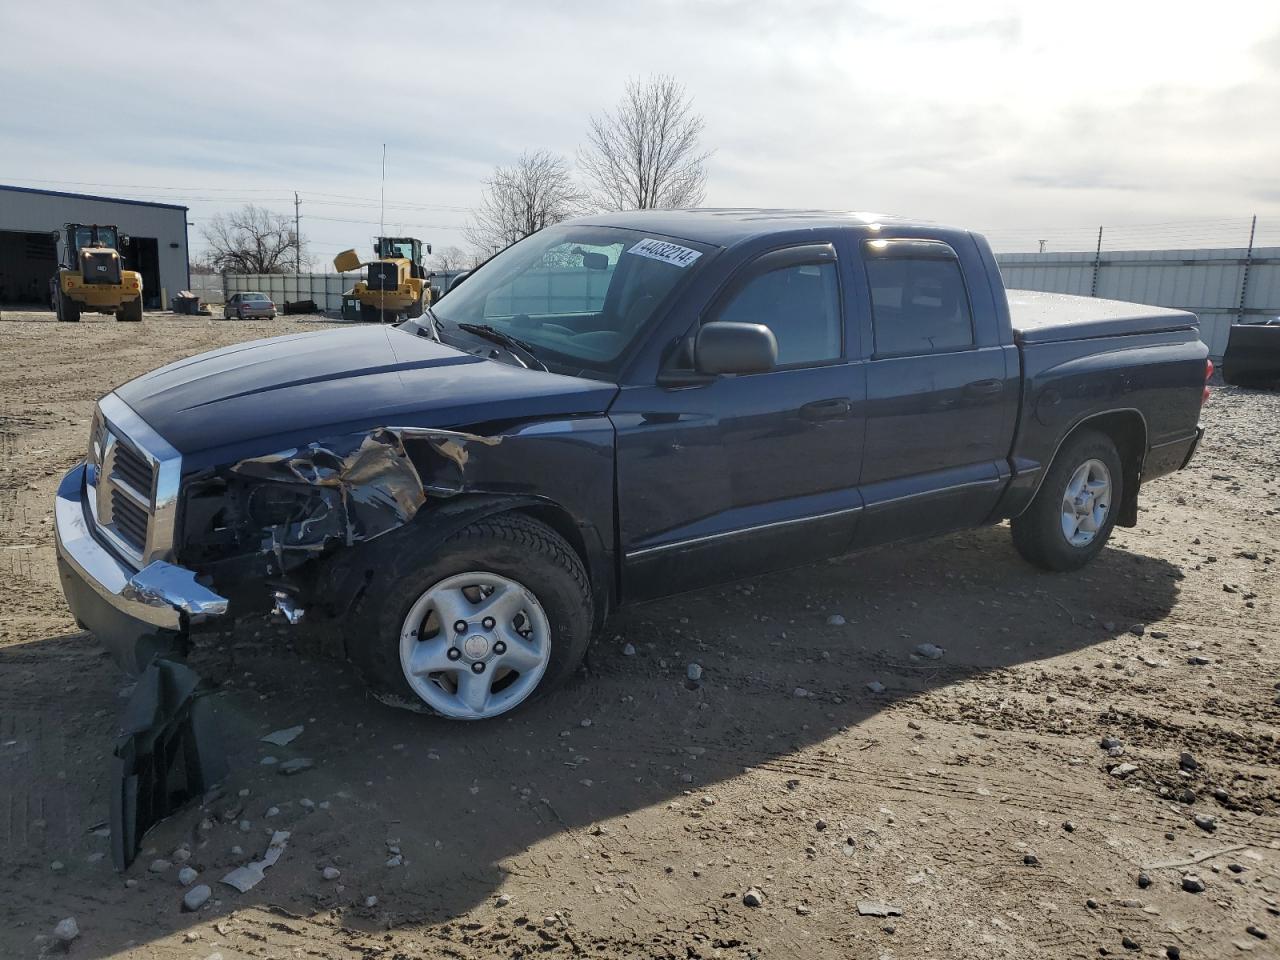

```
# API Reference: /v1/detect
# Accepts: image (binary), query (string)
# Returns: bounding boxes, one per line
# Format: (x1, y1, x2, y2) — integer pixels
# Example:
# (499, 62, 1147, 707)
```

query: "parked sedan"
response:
(223, 292, 276, 320)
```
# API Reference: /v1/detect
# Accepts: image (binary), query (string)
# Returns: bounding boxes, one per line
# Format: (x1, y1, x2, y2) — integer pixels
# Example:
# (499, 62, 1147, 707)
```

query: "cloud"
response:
(1, 0, 1277, 256)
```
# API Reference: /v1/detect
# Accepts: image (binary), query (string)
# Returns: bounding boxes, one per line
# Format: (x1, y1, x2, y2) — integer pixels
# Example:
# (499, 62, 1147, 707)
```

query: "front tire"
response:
(1012, 429, 1123, 571)
(55, 290, 81, 323)
(346, 514, 592, 719)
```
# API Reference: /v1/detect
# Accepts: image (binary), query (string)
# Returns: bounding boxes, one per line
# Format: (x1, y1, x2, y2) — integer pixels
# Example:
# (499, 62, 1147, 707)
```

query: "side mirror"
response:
(696, 321, 777, 375)
(577, 250, 609, 270)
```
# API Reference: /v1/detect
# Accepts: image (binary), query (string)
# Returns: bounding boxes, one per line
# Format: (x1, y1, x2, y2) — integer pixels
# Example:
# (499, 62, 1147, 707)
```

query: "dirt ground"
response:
(0, 310, 1277, 960)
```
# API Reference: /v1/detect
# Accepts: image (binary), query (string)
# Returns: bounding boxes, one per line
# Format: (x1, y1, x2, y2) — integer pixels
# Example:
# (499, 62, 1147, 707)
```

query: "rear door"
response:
(613, 240, 867, 601)
(852, 237, 1017, 548)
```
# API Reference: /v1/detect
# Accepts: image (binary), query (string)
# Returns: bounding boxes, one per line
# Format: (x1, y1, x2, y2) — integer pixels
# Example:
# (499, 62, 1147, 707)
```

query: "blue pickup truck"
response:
(55, 209, 1210, 721)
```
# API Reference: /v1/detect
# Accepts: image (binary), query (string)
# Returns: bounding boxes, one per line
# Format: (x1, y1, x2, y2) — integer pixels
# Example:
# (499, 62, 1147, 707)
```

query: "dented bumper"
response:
(54, 463, 229, 675)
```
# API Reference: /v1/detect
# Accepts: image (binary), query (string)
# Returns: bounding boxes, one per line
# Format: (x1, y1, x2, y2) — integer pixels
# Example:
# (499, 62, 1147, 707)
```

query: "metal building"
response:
(0, 184, 189, 310)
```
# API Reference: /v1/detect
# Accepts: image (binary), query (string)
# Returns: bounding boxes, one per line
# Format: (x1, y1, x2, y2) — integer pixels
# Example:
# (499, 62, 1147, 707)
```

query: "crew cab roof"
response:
(567, 208, 954, 247)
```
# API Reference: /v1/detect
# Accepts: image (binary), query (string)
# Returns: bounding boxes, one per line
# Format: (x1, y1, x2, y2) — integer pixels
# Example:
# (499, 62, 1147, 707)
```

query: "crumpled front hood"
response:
(114, 325, 616, 457)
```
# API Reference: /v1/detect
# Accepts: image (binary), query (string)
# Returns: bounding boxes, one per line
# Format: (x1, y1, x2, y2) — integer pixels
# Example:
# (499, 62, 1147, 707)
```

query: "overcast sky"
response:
(2, 0, 1277, 262)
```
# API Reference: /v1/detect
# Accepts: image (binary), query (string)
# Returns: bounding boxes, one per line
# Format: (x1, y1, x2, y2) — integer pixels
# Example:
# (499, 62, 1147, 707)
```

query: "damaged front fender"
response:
(182, 427, 503, 574)
(229, 426, 500, 542)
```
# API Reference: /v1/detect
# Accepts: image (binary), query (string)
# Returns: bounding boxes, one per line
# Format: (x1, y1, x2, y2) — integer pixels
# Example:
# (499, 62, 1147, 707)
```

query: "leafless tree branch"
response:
(200, 204, 307, 274)
(463, 150, 587, 258)
(577, 75, 711, 211)
(428, 245, 468, 272)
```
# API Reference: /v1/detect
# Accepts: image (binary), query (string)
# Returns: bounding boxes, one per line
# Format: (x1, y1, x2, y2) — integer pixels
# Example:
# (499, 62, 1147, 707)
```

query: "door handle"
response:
(964, 378, 1004, 396)
(800, 397, 852, 421)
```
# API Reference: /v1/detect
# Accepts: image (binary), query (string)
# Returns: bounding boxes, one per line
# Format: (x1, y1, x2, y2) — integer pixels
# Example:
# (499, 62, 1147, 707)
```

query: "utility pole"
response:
(1090, 226, 1104, 297)
(1238, 214, 1257, 324)
(1038, 239, 1046, 253)
(293, 191, 301, 275)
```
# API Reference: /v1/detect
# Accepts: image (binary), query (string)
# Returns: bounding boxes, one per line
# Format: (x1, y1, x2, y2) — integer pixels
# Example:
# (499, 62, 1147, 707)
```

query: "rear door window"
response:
(863, 240, 974, 357)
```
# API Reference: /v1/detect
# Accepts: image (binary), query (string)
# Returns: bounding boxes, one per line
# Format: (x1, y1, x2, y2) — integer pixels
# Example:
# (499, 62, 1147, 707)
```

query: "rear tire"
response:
(117, 298, 142, 322)
(1011, 429, 1124, 571)
(346, 513, 593, 719)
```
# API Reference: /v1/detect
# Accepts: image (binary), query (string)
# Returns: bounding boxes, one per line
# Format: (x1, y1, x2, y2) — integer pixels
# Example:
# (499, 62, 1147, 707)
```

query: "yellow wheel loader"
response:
(50, 223, 144, 322)
(334, 236, 432, 323)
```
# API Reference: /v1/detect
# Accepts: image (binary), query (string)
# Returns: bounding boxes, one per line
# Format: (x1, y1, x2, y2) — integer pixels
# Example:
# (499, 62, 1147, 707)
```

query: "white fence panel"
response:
(224, 273, 359, 312)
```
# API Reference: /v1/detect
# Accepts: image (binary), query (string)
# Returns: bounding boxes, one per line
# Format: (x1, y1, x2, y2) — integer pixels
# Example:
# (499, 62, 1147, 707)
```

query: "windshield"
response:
(429, 225, 713, 375)
(376, 238, 416, 261)
(244, 293, 270, 302)
(73, 225, 117, 251)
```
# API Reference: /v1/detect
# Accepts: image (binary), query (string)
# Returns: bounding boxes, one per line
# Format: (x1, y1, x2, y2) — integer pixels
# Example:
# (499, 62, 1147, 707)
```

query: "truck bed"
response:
(1009, 290, 1198, 344)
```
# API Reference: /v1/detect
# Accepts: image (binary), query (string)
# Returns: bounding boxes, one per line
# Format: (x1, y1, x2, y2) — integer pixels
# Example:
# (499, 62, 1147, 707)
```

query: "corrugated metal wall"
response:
(996, 247, 1280, 357)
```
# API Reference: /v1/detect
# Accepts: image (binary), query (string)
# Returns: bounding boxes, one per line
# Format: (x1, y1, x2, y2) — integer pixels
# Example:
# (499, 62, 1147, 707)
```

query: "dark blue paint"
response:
(106, 210, 1206, 619)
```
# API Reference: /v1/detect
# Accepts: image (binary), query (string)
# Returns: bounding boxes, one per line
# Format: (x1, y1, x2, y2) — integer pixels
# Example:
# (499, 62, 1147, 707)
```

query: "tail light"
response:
(1202, 358, 1213, 403)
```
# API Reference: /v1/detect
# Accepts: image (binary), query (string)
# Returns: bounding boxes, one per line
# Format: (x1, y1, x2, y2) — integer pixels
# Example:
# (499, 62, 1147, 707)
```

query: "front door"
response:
(613, 242, 866, 602)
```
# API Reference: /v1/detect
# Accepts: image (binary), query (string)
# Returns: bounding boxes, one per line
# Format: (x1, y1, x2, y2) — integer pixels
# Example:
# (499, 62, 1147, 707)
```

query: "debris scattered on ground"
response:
(914, 643, 945, 660)
(182, 885, 212, 912)
(857, 901, 903, 918)
(220, 831, 290, 893)
(1181, 874, 1206, 893)
(53, 918, 79, 943)
(178, 866, 198, 886)
(260, 725, 305, 746)
(278, 758, 314, 775)
(743, 887, 765, 907)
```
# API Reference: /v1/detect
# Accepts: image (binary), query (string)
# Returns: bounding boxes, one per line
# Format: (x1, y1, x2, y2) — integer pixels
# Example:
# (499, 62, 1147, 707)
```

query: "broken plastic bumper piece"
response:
(54, 463, 229, 674)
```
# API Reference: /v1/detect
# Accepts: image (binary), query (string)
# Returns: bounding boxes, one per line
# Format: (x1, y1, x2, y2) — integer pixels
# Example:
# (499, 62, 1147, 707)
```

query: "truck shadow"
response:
(0, 525, 1184, 956)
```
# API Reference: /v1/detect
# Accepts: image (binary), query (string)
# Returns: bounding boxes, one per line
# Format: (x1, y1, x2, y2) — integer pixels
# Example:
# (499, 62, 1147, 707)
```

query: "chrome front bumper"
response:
(54, 463, 228, 673)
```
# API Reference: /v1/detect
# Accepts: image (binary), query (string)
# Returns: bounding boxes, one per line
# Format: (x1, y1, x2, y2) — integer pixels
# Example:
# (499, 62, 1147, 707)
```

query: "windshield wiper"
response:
(455, 322, 548, 371)
(413, 306, 442, 342)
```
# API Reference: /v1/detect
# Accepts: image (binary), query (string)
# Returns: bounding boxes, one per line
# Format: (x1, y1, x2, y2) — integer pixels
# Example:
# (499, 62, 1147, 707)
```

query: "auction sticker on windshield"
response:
(627, 238, 702, 268)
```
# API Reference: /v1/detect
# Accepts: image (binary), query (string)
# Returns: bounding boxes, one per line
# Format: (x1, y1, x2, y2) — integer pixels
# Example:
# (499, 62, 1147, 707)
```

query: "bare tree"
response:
(201, 204, 307, 274)
(463, 150, 586, 257)
(578, 75, 711, 211)
(428, 245, 468, 272)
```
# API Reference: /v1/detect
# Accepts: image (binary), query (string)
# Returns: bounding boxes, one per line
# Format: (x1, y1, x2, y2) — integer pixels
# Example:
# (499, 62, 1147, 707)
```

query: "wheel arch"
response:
(1033, 408, 1148, 527)
(311, 492, 611, 641)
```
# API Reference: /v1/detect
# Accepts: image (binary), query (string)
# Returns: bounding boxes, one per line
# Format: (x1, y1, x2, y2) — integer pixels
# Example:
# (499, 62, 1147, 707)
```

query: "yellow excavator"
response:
(51, 223, 143, 322)
(334, 236, 431, 323)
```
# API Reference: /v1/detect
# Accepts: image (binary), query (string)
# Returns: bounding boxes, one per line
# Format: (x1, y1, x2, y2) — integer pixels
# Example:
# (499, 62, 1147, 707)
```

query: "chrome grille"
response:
(110, 442, 155, 497)
(86, 394, 182, 569)
(109, 487, 150, 552)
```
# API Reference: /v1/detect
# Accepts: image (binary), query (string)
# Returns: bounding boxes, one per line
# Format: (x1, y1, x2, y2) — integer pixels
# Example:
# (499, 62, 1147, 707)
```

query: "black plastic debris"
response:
(282, 299, 318, 315)
(110, 659, 226, 870)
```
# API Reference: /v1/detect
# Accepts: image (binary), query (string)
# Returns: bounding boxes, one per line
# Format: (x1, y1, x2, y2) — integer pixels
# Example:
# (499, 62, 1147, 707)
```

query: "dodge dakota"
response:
(55, 209, 1211, 721)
